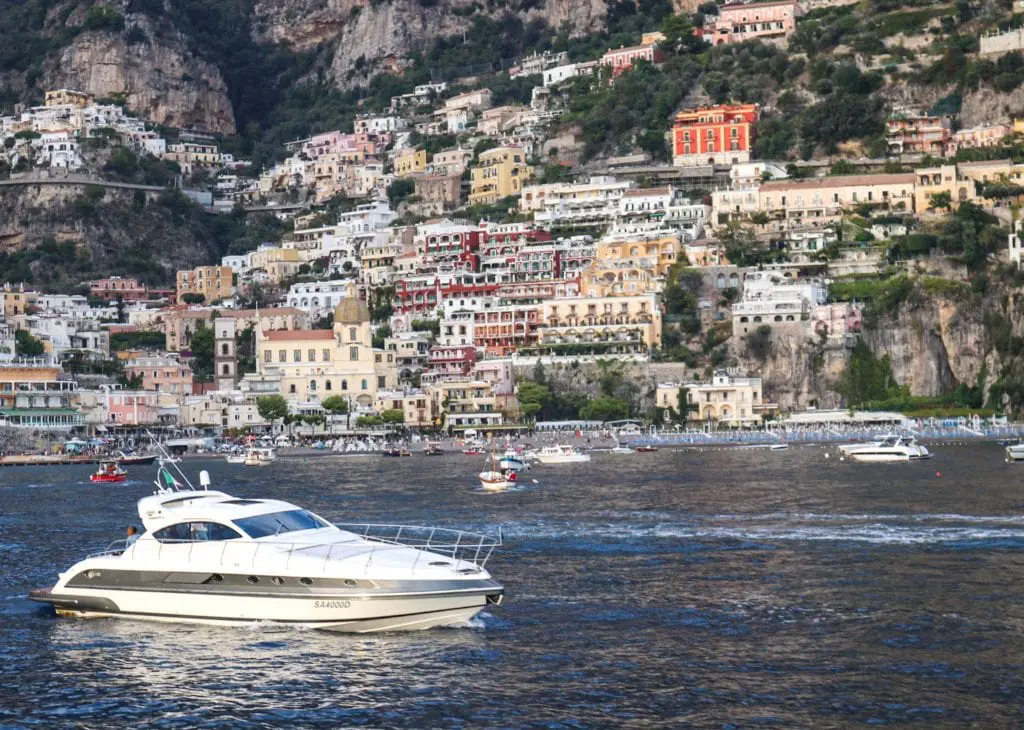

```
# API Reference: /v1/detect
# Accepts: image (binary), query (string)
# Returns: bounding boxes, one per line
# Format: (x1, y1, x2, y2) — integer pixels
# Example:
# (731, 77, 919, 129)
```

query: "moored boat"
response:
(243, 447, 277, 466)
(534, 445, 591, 464)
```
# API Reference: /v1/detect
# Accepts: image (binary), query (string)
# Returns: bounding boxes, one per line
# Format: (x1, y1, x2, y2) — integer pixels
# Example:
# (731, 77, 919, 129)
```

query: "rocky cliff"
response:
(44, 28, 236, 134)
(0, 182, 224, 289)
(253, 0, 608, 88)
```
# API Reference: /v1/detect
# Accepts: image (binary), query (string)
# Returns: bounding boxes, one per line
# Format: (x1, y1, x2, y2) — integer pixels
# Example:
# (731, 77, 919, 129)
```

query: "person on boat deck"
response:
(125, 525, 139, 547)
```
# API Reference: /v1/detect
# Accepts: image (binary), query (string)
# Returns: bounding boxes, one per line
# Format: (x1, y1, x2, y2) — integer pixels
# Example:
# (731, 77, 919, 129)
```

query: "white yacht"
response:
(1006, 443, 1024, 462)
(30, 461, 504, 633)
(534, 444, 592, 464)
(837, 434, 898, 455)
(845, 436, 933, 462)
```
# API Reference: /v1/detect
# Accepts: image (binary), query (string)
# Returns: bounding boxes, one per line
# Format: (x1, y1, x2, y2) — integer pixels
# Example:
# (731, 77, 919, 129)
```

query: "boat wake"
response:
(483, 513, 1024, 546)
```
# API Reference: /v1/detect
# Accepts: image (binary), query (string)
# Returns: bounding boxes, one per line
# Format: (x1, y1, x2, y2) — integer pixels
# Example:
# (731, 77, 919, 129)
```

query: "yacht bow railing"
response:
(333, 523, 503, 571)
(85, 524, 503, 575)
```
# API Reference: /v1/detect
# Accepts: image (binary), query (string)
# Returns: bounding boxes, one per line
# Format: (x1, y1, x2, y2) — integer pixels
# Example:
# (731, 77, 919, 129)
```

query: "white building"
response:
(285, 281, 354, 317)
(732, 271, 828, 336)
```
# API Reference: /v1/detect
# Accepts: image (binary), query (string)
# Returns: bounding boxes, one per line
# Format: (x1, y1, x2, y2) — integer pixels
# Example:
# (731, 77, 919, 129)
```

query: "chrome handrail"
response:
(82, 523, 503, 573)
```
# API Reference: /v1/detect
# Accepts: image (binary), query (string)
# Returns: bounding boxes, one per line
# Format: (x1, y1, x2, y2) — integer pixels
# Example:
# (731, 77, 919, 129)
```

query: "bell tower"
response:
(214, 317, 238, 391)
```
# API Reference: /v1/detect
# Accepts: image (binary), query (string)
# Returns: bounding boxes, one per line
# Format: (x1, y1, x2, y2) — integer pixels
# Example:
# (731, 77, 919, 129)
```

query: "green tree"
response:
(517, 379, 551, 419)
(580, 395, 630, 422)
(256, 394, 289, 424)
(381, 408, 405, 424)
(14, 329, 44, 357)
(745, 325, 773, 361)
(659, 13, 703, 55)
(929, 190, 952, 212)
(189, 323, 215, 380)
(320, 395, 349, 414)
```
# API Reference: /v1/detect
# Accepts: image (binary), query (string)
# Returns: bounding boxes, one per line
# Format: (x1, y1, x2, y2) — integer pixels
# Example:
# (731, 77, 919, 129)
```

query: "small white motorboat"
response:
(499, 448, 530, 472)
(224, 454, 246, 465)
(534, 445, 591, 464)
(243, 447, 277, 466)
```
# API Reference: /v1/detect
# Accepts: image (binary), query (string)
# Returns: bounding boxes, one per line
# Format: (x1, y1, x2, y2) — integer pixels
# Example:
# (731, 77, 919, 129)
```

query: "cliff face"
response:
(734, 330, 847, 411)
(253, 0, 608, 88)
(0, 183, 222, 289)
(42, 27, 236, 134)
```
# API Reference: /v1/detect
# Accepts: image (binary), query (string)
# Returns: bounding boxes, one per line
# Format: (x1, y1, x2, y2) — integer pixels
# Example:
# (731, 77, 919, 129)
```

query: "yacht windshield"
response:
(233, 509, 329, 539)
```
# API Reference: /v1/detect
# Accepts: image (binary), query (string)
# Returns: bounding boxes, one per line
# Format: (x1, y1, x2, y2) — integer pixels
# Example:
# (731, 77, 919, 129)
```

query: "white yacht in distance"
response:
(534, 445, 592, 464)
(844, 436, 933, 462)
(1006, 443, 1024, 462)
(837, 434, 897, 455)
(243, 447, 277, 466)
(30, 460, 504, 633)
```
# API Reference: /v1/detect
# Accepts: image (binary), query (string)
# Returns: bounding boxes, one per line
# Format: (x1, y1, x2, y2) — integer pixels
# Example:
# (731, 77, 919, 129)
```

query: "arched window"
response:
(222, 364, 230, 375)
(309, 380, 317, 392)
(289, 384, 296, 393)
(341, 380, 348, 390)
(360, 379, 368, 390)
(325, 380, 332, 391)
(221, 343, 229, 356)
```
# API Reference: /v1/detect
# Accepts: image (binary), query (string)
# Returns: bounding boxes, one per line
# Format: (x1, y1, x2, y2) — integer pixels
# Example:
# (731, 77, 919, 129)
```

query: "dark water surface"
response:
(3, 443, 1024, 728)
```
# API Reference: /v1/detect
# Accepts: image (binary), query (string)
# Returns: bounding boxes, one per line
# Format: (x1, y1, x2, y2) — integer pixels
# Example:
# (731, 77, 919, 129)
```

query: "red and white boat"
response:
(90, 461, 127, 483)
(635, 445, 658, 453)
(479, 453, 517, 491)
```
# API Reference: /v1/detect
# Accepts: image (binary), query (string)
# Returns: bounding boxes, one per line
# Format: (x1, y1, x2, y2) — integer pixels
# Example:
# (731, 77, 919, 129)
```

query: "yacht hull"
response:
(30, 584, 502, 633)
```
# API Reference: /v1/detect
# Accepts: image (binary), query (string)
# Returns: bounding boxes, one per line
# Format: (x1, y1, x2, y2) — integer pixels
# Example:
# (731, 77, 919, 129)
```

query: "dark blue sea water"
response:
(3, 443, 1024, 728)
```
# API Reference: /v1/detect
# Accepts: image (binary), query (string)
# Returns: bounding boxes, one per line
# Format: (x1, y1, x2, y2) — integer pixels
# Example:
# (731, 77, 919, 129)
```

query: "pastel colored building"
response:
(394, 148, 427, 177)
(125, 355, 194, 396)
(700, 1, 797, 46)
(600, 42, 664, 77)
(469, 147, 533, 205)
(176, 265, 234, 303)
(672, 103, 759, 167)
(886, 112, 953, 156)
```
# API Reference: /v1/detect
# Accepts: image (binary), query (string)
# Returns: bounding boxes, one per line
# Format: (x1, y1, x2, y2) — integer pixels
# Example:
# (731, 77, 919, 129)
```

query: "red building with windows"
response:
(426, 344, 477, 378)
(600, 43, 665, 77)
(473, 305, 539, 356)
(671, 103, 759, 167)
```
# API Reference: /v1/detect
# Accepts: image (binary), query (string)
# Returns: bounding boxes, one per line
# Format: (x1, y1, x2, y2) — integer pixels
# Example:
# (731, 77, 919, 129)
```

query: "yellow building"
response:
(580, 233, 679, 297)
(913, 159, 1018, 212)
(373, 389, 432, 428)
(1, 285, 38, 317)
(535, 293, 661, 356)
(162, 142, 222, 174)
(424, 378, 503, 432)
(257, 292, 397, 407)
(469, 146, 533, 205)
(656, 372, 773, 426)
(176, 266, 234, 303)
(394, 148, 427, 177)
(44, 89, 92, 108)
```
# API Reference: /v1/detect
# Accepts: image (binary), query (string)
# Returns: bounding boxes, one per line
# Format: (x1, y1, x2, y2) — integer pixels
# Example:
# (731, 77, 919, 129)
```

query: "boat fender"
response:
(199, 470, 211, 489)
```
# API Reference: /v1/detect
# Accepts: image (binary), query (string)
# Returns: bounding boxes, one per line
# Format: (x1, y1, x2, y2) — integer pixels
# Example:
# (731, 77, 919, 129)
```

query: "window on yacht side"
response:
(233, 510, 329, 539)
(152, 522, 243, 543)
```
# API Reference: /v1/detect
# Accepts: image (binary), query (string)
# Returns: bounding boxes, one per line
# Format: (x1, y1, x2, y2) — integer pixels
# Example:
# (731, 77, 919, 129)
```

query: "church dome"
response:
(334, 295, 371, 324)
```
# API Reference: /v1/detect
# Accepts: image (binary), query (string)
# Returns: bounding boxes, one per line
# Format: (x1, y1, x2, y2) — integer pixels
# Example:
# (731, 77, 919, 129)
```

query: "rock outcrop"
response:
(253, 0, 608, 88)
(43, 28, 236, 134)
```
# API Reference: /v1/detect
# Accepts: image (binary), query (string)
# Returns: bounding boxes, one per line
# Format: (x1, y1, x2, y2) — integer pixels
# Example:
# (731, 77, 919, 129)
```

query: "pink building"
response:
(811, 303, 862, 340)
(302, 131, 377, 161)
(427, 344, 477, 378)
(600, 43, 664, 77)
(105, 391, 162, 425)
(88, 277, 149, 302)
(125, 356, 194, 395)
(953, 122, 1012, 152)
(701, 1, 797, 46)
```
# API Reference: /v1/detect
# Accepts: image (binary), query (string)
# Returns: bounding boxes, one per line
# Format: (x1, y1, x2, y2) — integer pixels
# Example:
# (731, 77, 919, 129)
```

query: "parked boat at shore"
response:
(479, 453, 518, 491)
(243, 447, 277, 466)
